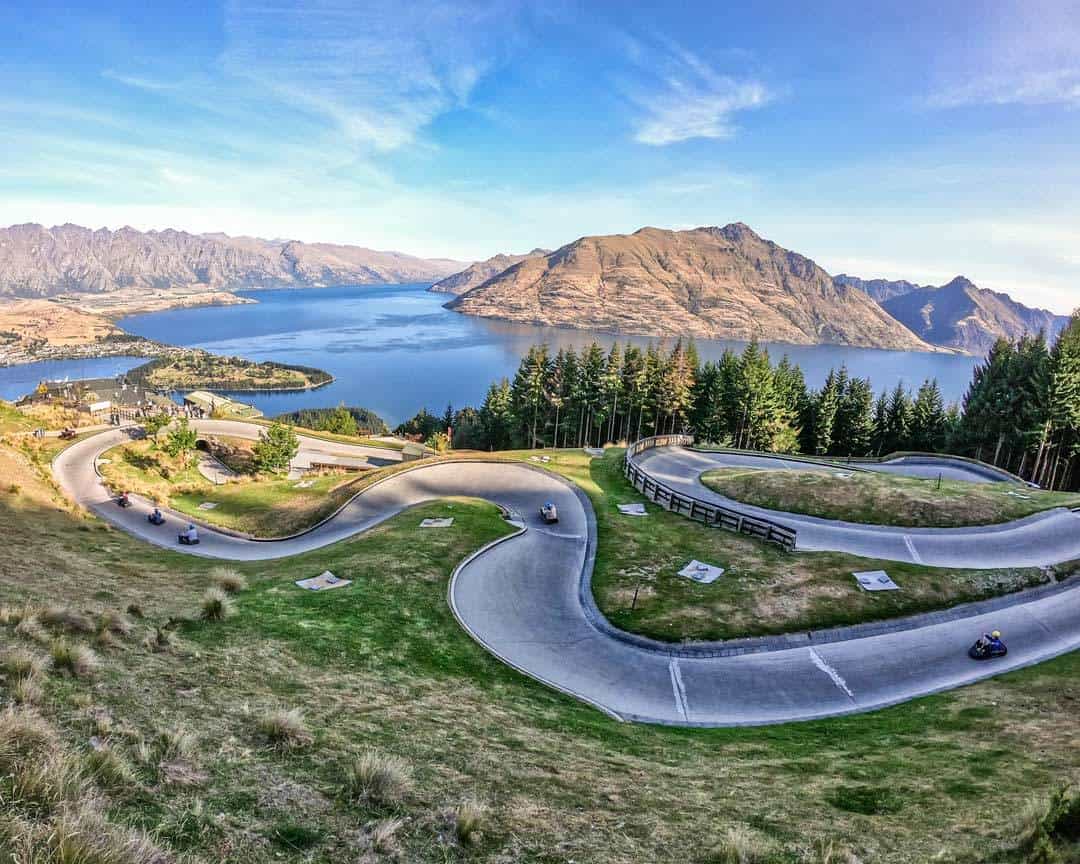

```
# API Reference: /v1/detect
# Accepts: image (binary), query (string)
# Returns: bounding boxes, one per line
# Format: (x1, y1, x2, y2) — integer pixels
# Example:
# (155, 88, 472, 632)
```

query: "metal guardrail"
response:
(624, 435, 798, 552)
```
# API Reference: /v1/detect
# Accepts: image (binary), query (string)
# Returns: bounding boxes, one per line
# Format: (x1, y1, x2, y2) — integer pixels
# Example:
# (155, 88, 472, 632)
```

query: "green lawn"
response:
(1, 441, 1078, 862)
(701, 466, 1080, 528)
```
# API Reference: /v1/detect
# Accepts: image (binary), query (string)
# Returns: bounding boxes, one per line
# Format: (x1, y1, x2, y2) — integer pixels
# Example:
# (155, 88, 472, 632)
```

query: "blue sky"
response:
(1, 0, 1078, 313)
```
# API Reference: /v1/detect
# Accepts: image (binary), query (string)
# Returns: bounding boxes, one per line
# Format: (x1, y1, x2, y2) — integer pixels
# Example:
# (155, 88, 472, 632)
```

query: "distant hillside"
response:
(833, 274, 928, 304)
(430, 248, 551, 295)
(0, 223, 466, 299)
(880, 276, 1070, 355)
(448, 224, 934, 351)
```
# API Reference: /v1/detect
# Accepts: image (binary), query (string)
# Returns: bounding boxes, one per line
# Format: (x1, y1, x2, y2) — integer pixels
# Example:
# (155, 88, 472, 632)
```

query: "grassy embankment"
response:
(130, 353, 332, 391)
(701, 467, 1080, 528)
(97, 436, 429, 538)
(0, 428, 1078, 863)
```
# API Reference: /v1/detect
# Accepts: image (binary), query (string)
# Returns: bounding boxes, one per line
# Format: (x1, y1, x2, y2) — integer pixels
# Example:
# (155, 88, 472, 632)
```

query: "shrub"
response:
(211, 567, 247, 593)
(200, 589, 236, 622)
(126, 603, 145, 619)
(1016, 785, 1080, 861)
(453, 798, 488, 847)
(343, 751, 411, 806)
(256, 708, 312, 750)
(14, 614, 48, 645)
(50, 640, 99, 678)
(704, 826, 773, 864)
(42, 606, 95, 634)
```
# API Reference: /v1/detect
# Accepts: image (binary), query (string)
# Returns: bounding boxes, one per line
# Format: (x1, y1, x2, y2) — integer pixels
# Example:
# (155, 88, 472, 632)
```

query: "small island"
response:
(127, 354, 333, 393)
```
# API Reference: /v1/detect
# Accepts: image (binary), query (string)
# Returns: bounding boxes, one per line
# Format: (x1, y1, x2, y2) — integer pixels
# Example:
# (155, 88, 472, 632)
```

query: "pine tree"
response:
(871, 391, 889, 455)
(884, 383, 912, 453)
(480, 379, 514, 450)
(601, 342, 624, 444)
(910, 379, 947, 451)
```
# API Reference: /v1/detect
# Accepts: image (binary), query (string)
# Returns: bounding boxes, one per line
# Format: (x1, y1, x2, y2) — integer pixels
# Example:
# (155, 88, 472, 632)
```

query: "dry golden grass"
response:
(345, 750, 412, 807)
(49, 640, 98, 679)
(255, 707, 313, 750)
(199, 588, 236, 622)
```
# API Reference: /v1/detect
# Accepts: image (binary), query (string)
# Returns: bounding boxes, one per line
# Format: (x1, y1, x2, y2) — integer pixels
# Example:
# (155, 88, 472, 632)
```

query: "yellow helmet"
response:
(991, 630, 1001, 638)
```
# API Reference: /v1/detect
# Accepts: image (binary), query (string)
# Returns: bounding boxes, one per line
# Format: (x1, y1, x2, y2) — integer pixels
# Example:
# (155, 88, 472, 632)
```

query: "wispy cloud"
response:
(626, 41, 773, 146)
(929, 68, 1080, 108)
(221, 0, 524, 151)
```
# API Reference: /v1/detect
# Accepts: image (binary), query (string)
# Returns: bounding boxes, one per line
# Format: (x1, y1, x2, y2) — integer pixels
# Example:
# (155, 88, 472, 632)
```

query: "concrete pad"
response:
(420, 517, 454, 528)
(678, 560, 725, 584)
(293, 480, 315, 489)
(295, 570, 351, 591)
(584, 447, 604, 458)
(617, 503, 647, 516)
(197, 501, 218, 510)
(529, 455, 551, 463)
(832, 471, 853, 479)
(853, 570, 900, 591)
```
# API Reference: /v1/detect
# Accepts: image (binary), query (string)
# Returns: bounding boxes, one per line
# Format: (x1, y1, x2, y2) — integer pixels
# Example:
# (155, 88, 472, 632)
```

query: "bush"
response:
(157, 724, 196, 761)
(200, 589, 236, 622)
(50, 641, 99, 678)
(1016, 785, 1080, 862)
(256, 708, 312, 750)
(97, 611, 133, 637)
(343, 751, 411, 806)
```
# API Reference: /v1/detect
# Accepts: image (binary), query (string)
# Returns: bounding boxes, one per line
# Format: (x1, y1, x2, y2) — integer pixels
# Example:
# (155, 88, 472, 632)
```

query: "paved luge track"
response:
(52, 425, 1080, 726)
(635, 446, 1080, 568)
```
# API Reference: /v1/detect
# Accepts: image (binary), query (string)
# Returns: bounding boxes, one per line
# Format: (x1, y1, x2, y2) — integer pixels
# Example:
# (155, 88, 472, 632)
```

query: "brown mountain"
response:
(447, 224, 935, 351)
(881, 276, 1070, 355)
(0, 223, 465, 299)
(430, 248, 551, 295)
(832, 274, 928, 304)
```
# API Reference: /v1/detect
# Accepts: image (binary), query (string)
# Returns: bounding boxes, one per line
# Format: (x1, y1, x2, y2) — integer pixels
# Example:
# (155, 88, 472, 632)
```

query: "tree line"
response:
(398, 312, 1080, 491)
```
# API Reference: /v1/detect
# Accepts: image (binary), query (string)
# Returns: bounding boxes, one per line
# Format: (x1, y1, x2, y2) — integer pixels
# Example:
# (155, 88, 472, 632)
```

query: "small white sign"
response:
(295, 570, 352, 591)
(677, 559, 725, 584)
(853, 570, 900, 591)
(197, 501, 218, 510)
(617, 503, 647, 517)
(420, 517, 454, 528)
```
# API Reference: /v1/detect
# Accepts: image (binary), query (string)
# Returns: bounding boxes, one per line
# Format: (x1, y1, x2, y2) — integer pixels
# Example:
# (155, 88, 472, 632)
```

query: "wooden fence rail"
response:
(624, 435, 797, 552)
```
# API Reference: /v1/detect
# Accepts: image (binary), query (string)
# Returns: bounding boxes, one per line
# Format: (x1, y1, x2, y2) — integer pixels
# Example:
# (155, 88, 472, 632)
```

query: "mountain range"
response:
(446, 224, 936, 351)
(0, 223, 464, 298)
(440, 226, 1070, 355)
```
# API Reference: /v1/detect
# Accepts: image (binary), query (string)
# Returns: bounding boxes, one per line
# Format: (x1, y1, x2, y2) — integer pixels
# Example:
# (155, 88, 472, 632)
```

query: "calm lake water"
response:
(1, 284, 981, 425)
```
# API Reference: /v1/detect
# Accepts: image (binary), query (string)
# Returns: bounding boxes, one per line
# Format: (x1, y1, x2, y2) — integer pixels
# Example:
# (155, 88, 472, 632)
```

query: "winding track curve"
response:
(52, 424, 1080, 726)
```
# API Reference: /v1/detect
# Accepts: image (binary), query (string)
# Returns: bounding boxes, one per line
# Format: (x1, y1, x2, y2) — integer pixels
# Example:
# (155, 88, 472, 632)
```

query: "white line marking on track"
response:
(808, 648, 856, 702)
(668, 659, 689, 721)
(903, 535, 924, 564)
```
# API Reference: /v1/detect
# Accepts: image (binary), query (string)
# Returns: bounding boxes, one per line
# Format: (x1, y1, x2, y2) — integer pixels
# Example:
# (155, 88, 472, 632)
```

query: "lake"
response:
(0, 284, 981, 425)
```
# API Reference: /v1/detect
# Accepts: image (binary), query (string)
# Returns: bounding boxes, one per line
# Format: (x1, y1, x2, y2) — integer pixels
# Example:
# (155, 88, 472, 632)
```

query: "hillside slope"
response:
(448, 224, 935, 350)
(882, 276, 1069, 355)
(0, 223, 465, 299)
(430, 248, 550, 295)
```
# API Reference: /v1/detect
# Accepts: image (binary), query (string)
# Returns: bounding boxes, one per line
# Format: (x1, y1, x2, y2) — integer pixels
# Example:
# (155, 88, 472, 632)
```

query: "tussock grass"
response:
(157, 724, 196, 761)
(10, 676, 43, 705)
(199, 588, 236, 622)
(49, 640, 99, 678)
(86, 744, 137, 789)
(97, 611, 133, 637)
(9, 755, 91, 811)
(14, 614, 48, 645)
(142, 626, 176, 653)
(1, 647, 46, 680)
(40, 808, 170, 864)
(255, 707, 312, 750)
(370, 816, 405, 854)
(452, 798, 487, 847)
(704, 826, 774, 864)
(41, 605, 95, 634)
(211, 567, 246, 593)
(344, 750, 412, 806)
(1015, 785, 1080, 861)
(125, 603, 144, 619)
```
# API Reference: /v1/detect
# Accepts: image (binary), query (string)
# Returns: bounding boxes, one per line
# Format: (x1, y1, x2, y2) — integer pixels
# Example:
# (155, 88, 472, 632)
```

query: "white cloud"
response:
(221, 0, 523, 151)
(929, 68, 1080, 108)
(627, 42, 773, 146)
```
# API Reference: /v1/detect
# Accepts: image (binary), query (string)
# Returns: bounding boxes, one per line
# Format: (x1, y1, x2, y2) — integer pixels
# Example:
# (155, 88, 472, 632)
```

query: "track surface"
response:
(636, 447, 1080, 568)
(52, 426, 1080, 726)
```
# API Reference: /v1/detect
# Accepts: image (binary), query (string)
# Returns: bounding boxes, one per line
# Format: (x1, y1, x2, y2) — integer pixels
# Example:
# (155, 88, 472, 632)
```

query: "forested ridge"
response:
(398, 312, 1080, 491)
